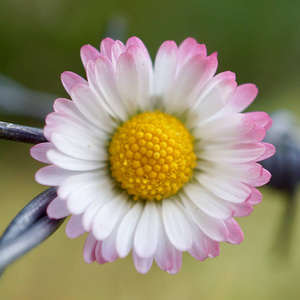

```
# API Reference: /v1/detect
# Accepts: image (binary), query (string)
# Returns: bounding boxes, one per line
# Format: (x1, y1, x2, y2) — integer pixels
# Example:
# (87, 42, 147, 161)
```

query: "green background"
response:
(1, 0, 300, 299)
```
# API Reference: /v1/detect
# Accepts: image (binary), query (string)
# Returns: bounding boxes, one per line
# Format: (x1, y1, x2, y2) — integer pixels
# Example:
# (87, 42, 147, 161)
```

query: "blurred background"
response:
(1, 0, 300, 299)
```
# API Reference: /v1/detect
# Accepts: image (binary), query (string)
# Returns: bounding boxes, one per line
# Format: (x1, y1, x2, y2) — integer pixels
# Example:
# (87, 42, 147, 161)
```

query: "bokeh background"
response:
(1, 0, 300, 299)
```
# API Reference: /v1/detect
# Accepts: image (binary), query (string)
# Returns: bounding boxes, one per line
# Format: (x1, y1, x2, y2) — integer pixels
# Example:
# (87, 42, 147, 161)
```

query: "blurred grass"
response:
(1, 0, 300, 299)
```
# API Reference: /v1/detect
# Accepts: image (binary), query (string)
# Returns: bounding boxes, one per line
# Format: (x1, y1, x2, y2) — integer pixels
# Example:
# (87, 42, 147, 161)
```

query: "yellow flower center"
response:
(109, 111, 197, 201)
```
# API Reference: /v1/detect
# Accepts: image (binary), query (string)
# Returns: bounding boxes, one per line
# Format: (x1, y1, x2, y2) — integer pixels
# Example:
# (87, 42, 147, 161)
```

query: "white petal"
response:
(184, 183, 233, 218)
(46, 109, 104, 138)
(82, 200, 106, 232)
(82, 187, 116, 231)
(164, 54, 207, 114)
(198, 142, 266, 164)
(47, 149, 106, 171)
(66, 181, 113, 215)
(192, 114, 255, 141)
(162, 198, 193, 251)
(116, 45, 152, 112)
(95, 56, 128, 121)
(181, 195, 228, 242)
(134, 201, 159, 258)
(92, 194, 129, 240)
(195, 173, 251, 204)
(53, 98, 93, 126)
(196, 161, 263, 182)
(50, 132, 107, 161)
(116, 202, 144, 258)
(45, 112, 107, 145)
(70, 84, 114, 132)
(58, 170, 111, 200)
(190, 72, 237, 126)
(153, 41, 177, 103)
(101, 200, 131, 262)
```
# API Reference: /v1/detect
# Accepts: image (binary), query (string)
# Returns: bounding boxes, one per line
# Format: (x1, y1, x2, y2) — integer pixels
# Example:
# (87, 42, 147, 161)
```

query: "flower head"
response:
(30, 37, 275, 274)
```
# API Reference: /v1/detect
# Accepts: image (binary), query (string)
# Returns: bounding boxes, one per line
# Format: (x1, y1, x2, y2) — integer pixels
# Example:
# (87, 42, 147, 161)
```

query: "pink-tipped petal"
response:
(111, 40, 126, 68)
(257, 143, 276, 161)
(205, 236, 220, 258)
(224, 83, 258, 114)
(184, 183, 234, 218)
(70, 83, 114, 132)
(195, 174, 251, 204)
(46, 149, 105, 171)
(47, 197, 70, 219)
(192, 72, 237, 124)
(154, 40, 178, 100)
(94, 56, 127, 121)
(35, 165, 76, 186)
(80, 45, 100, 68)
(100, 37, 114, 61)
(232, 202, 254, 217)
(247, 168, 271, 187)
(30, 142, 54, 164)
(164, 54, 207, 113)
(61, 71, 87, 96)
(101, 229, 119, 262)
(154, 208, 179, 272)
(188, 225, 209, 261)
(65, 214, 85, 239)
(95, 241, 108, 265)
(181, 195, 228, 242)
(132, 249, 153, 274)
(116, 45, 152, 112)
(247, 187, 262, 205)
(126, 36, 151, 61)
(246, 112, 273, 130)
(193, 114, 255, 141)
(166, 250, 182, 275)
(199, 142, 266, 164)
(83, 233, 97, 263)
(162, 199, 193, 251)
(178, 38, 207, 67)
(200, 52, 218, 85)
(225, 218, 244, 244)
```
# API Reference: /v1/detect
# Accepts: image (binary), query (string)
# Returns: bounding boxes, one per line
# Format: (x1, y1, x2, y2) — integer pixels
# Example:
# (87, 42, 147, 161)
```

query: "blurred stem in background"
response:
(0, 74, 55, 120)
(261, 111, 300, 255)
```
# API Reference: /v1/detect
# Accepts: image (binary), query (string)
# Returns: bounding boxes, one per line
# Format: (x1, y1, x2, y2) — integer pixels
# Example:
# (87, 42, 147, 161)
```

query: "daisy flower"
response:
(30, 37, 275, 274)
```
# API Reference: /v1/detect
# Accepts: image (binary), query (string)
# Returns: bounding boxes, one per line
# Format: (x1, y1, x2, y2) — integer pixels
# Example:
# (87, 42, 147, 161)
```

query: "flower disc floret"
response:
(109, 111, 197, 201)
